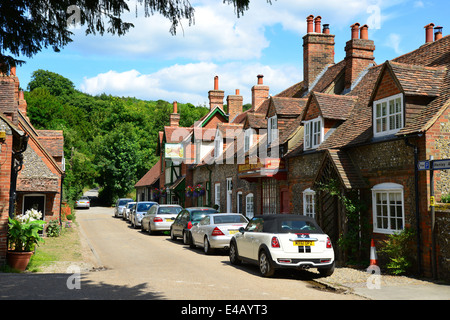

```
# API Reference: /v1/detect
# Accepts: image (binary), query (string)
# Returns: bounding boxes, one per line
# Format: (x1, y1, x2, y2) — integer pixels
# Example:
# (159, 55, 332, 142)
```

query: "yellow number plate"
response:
(293, 241, 315, 246)
(229, 230, 238, 235)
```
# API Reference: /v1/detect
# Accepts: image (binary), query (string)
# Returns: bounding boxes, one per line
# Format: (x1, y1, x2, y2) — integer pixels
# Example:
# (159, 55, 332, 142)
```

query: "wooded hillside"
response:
(25, 69, 209, 205)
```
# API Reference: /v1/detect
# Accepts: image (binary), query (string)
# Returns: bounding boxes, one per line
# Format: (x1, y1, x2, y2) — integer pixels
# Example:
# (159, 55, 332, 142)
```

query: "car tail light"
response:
(212, 227, 224, 236)
(326, 237, 332, 249)
(187, 221, 193, 229)
(153, 217, 163, 222)
(271, 236, 280, 248)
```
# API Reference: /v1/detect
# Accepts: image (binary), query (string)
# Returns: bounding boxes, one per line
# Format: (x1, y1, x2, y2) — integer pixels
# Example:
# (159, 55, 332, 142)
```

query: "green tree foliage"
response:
(25, 69, 209, 205)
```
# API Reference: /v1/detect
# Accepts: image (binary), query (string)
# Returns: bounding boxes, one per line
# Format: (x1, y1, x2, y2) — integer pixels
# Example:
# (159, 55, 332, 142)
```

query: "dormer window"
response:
(373, 93, 403, 137)
(304, 116, 323, 150)
(267, 116, 278, 145)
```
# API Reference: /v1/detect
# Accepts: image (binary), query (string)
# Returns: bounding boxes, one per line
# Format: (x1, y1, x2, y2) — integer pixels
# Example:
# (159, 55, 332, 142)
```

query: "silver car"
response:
(122, 201, 136, 221)
(189, 213, 248, 254)
(130, 201, 157, 228)
(141, 204, 183, 234)
(114, 198, 133, 217)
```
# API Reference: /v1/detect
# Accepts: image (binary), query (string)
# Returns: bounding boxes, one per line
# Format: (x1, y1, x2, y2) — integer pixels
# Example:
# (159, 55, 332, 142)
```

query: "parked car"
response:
(229, 214, 335, 277)
(75, 196, 90, 209)
(170, 207, 218, 244)
(114, 198, 133, 218)
(141, 204, 183, 234)
(189, 213, 248, 254)
(130, 201, 157, 228)
(122, 201, 136, 221)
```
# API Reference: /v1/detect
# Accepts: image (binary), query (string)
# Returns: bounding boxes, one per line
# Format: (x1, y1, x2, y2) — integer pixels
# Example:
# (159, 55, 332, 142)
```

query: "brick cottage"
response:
(137, 16, 450, 279)
(0, 68, 65, 264)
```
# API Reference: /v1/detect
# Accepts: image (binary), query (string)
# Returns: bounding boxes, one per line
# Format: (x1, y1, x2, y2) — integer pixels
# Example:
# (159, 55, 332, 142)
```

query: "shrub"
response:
(379, 228, 415, 275)
(441, 194, 450, 203)
(46, 220, 61, 237)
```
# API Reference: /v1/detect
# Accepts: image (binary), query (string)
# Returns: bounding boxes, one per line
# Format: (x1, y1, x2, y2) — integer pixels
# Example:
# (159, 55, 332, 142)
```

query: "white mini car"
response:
(229, 214, 335, 277)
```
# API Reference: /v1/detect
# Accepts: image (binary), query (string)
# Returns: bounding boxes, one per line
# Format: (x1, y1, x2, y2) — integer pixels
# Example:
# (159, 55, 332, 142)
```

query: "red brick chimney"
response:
(425, 23, 435, 43)
(344, 23, 375, 91)
(208, 76, 224, 110)
(227, 89, 243, 123)
(169, 101, 180, 127)
(303, 15, 335, 89)
(252, 75, 269, 112)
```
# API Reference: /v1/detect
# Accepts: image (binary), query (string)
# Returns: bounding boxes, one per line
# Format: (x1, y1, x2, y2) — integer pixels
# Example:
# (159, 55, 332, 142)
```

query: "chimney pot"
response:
(425, 23, 435, 43)
(306, 15, 314, 33)
(10, 66, 16, 76)
(360, 24, 369, 40)
(314, 16, 322, 33)
(236, 89, 240, 95)
(173, 101, 178, 114)
(257, 74, 264, 85)
(435, 26, 443, 41)
(323, 24, 330, 34)
(214, 76, 219, 90)
(351, 23, 360, 39)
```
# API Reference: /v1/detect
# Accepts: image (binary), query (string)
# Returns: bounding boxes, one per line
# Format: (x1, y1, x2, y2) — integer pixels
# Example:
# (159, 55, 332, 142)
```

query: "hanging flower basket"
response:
(193, 191, 199, 197)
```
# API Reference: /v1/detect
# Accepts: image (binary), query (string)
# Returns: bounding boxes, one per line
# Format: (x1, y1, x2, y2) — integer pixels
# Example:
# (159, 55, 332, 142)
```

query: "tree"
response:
(0, 0, 270, 72)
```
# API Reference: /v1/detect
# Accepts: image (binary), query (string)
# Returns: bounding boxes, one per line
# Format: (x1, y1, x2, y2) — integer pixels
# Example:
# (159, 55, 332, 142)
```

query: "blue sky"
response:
(14, 0, 449, 106)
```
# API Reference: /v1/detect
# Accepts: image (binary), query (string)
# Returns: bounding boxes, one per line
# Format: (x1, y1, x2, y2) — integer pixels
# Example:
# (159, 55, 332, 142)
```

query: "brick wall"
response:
(0, 130, 13, 264)
(303, 33, 335, 89)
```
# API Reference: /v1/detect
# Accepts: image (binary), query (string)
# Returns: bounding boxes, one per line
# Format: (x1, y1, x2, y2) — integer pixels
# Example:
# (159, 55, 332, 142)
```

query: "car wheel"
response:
(183, 231, 189, 245)
(203, 237, 213, 254)
(170, 227, 177, 241)
(229, 241, 241, 265)
(318, 262, 335, 277)
(259, 250, 275, 277)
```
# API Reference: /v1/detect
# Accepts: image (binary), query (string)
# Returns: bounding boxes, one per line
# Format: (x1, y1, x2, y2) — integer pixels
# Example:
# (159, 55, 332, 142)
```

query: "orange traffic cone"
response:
(370, 239, 378, 266)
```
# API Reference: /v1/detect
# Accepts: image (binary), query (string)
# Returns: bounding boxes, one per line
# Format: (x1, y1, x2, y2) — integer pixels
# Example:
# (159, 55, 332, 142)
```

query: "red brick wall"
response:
(0, 134, 13, 263)
(303, 33, 335, 89)
(373, 70, 402, 101)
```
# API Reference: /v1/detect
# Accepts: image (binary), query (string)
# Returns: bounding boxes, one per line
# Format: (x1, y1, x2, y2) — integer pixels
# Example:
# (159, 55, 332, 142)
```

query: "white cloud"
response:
(385, 33, 403, 54)
(80, 62, 301, 105)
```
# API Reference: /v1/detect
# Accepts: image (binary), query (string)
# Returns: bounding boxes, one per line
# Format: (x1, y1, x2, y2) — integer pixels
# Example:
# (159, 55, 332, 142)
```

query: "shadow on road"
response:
(0, 273, 165, 300)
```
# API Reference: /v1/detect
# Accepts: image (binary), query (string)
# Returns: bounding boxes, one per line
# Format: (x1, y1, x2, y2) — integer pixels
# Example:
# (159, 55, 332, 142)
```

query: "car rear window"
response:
(191, 210, 216, 222)
(118, 199, 131, 206)
(137, 203, 155, 211)
(213, 215, 247, 224)
(158, 207, 182, 214)
(279, 219, 321, 233)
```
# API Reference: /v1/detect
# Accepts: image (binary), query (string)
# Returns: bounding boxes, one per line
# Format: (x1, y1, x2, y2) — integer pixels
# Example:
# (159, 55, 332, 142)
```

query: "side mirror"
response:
(239, 227, 245, 234)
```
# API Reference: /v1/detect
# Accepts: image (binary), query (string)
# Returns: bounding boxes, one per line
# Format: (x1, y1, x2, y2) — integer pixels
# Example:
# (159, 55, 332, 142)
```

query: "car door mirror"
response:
(239, 227, 245, 234)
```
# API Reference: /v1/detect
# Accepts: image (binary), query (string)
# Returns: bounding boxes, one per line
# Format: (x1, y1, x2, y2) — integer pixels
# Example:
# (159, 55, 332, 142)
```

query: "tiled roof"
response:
(271, 97, 306, 117)
(388, 61, 446, 97)
(36, 130, 64, 158)
(275, 81, 307, 98)
(311, 92, 357, 120)
(245, 113, 267, 129)
(316, 149, 368, 190)
(135, 159, 161, 187)
(164, 126, 193, 143)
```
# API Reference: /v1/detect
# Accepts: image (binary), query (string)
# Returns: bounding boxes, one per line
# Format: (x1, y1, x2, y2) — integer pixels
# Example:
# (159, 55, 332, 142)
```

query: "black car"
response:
(170, 207, 218, 244)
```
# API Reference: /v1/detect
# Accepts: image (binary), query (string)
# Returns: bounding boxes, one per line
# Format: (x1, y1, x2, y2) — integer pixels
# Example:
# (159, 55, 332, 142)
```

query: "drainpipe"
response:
(404, 137, 422, 276)
(206, 165, 213, 207)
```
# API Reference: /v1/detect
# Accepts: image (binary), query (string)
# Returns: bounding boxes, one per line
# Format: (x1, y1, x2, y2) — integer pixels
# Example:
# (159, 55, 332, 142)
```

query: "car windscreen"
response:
(126, 203, 135, 209)
(137, 203, 155, 211)
(191, 210, 216, 222)
(213, 215, 247, 224)
(158, 207, 182, 215)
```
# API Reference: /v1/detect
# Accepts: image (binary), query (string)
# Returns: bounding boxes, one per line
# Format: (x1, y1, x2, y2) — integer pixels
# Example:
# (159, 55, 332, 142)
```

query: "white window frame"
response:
(373, 93, 404, 137)
(214, 183, 221, 210)
(372, 183, 405, 234)
(303, 188, 316, 218)
(244, 128, 254, 153)
(214, 131, 223, 159)
(267, 115, 278, 145)
(246, 193, 254, 219)
(303, 116, 323, 150)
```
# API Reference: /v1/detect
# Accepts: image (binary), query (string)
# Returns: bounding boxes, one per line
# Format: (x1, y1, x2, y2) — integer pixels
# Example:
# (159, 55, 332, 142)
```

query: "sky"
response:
(14, 0, 450, 106)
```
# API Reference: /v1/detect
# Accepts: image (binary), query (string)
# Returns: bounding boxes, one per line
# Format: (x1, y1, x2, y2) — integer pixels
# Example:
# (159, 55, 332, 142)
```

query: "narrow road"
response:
(76, 206, 361, 300)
